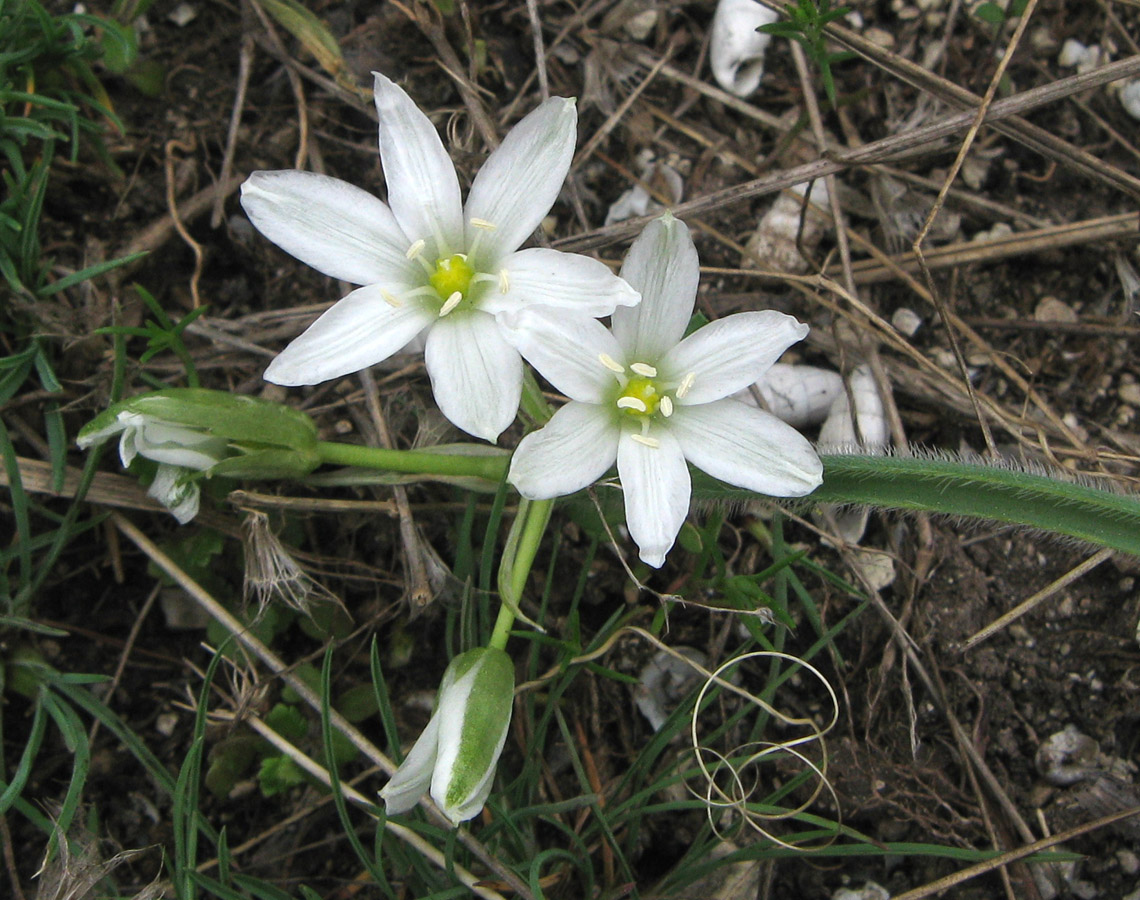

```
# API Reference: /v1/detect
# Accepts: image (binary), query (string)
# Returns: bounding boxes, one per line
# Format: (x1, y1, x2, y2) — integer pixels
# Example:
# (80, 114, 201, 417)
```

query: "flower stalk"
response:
(698, 453, 1140, 558)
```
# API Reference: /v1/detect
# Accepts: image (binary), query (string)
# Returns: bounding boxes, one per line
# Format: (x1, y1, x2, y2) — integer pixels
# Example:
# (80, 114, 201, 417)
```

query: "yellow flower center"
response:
(617, 377, 661, 417)
(429, 254, 476, 304)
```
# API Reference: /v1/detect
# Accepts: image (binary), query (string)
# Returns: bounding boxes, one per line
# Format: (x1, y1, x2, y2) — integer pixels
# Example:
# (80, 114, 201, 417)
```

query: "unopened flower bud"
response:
(380, 647, 514, 825)
(77, 389, 320, 522)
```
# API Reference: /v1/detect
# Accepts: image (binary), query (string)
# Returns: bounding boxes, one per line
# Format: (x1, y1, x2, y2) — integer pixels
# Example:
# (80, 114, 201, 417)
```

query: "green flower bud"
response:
(380, 647, 514, 826)
(77, 389, 320, 522)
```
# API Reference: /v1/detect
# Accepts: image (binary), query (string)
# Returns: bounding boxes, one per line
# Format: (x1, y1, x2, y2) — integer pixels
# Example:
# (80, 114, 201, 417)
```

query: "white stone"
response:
(709, 0, 779, 97)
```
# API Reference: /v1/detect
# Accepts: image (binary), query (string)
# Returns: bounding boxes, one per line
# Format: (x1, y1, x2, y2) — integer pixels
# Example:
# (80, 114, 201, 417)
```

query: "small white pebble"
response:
(1121, 80, 1140, 121)
(891, 307, 923, 337)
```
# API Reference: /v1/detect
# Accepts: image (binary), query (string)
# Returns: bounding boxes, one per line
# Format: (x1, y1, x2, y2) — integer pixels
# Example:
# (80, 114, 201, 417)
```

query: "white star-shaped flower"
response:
(241, 73, 638, 442)
(506, 214, 823, 567)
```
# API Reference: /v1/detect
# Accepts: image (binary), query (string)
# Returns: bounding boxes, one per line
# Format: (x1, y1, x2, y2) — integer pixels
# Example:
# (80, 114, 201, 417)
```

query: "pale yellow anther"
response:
(499, 269, 510, 294)
(616, 396, 648, 413)
(406, 239, 426, 260)
(630, 362, 657, 377)
(599, 353, 625, 374)
(439, 291, 463, 317)
(470, 217, 497, 230)
(660, 396, 674, 417)
(630, 434, 660, 449)
(381, 289, 403, 308)
(676, 371, 696, 399)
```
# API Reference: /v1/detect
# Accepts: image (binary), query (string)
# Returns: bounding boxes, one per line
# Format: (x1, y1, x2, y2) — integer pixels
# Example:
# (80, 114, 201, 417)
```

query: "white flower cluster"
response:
(243, 74, 823, 569)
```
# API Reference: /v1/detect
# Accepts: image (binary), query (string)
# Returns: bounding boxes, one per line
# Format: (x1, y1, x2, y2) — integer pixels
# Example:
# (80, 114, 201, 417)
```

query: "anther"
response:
(616, 397, 648, 413)
(630, 434, 660, 449)
(470, 218, 497, 230)
(499, 269, 510, 294)
(630, 362, 657, 377)
(676, 371, 696, 399)
(439, 291, 463, 317)
(405, 239, 426, 260)
(660, 396, 674, 417)
(599, 353, 625, 374)
(381, 289, 403, 308)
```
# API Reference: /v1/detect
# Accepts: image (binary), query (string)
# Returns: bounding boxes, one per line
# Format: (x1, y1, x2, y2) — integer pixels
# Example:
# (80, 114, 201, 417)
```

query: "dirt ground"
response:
(10, 0, 1140, 897)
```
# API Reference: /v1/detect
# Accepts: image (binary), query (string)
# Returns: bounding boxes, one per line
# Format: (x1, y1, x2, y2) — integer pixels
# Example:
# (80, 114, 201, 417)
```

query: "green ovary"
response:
(429, 254, 476, 302)
(618, 377, 661, 417)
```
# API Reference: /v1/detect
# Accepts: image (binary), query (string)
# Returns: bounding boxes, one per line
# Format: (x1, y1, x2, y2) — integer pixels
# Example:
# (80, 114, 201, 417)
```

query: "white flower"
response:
(241, 74, 639, 442)
(506, 214, 823, 567)
(76, 389, 321, 524)
(380, 647, 514, 826)
(78, 410, 224, 522)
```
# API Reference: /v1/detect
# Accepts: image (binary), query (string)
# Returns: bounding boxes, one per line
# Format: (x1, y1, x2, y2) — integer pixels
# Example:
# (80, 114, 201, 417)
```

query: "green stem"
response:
(698, 453, 1140, 557)
(316, 440, 508, 482)
(487, 598, 516, 653)
(490, 498, 553, 651)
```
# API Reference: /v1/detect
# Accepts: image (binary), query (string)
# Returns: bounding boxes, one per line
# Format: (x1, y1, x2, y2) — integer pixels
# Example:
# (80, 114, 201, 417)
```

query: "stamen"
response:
(499, 269, 510, 294)
(406, 239, 426, 260)
(599, 353, 625, 374)
(439, 291, 463, 317)
(381, 289, 403, 308)
(630, 362, 657, 377)
(660, 396, 674, 417)
(470, 217, 497, 230)
(676, 371, 696, 399)
(616, 396, 648, 413)
(630, 434, 660, 449)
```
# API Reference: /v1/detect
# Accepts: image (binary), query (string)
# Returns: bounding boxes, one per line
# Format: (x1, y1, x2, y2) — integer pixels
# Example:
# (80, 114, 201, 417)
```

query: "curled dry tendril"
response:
(689, 650, 840, 849)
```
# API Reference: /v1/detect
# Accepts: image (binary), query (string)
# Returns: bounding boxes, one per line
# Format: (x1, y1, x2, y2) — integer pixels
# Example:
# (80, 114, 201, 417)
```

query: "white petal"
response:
(380, 712, 442, 816)
(662, 311, 809, 406)
(136, 421, 227, 470)
(670, 399, 823, 496)
(463, 98, 577, 264)
(611, 214, 699, 364)
(240, 171, 414, 285)
(264, 285, 435, 386)
(617, 426, 690, 567)
(481, 248, 639, 318)
(509, 402, 619, 499)
(148, 464, 201, 523)
(118, 428, 138, 467)
(424, 312, 523, 442)
(501, 308, 623, 403)
(710, 0, 778, 97)
(373, 73, 464, 255)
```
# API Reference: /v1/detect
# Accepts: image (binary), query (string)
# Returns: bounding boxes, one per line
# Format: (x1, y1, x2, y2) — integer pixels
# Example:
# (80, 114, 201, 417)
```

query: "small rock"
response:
(156, 712, 179, 737)
(1036, 725, 1100, 786)
(160, 588, 212, 630)
(972, 222, 1013, 243)
(1117, 849, 1140, 876)
(1058, 39, 1101, 74)
(1122, 81, 1140, 121)
(623, 9, 657, 41)
(709, 0, 778, 97)
(833, 883, 891, 900)
(168, 2, 197, 26)
(1120, 382, 1140, 406)
(864, 27, 895, 50)
(635, 647, 708, 732)
(891, 307, 922, 336)
(1034, 296, 1078, 324)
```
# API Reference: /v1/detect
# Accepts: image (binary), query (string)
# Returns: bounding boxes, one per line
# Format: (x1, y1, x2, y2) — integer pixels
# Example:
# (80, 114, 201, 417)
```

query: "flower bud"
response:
(380, 647, 514, 826)
(77, 389, 321, 522)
